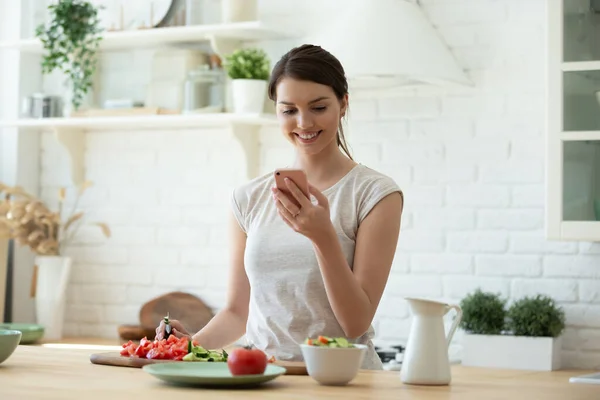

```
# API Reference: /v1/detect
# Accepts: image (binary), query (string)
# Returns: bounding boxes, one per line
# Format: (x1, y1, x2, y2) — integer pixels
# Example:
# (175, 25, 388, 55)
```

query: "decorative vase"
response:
(221, 0, 257, 23)
(34, 255, 72, 341)
(231, 79, 266, 114)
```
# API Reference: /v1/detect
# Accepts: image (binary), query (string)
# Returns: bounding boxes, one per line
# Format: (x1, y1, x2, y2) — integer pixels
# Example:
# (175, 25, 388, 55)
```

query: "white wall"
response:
(7, 0, 600, 368)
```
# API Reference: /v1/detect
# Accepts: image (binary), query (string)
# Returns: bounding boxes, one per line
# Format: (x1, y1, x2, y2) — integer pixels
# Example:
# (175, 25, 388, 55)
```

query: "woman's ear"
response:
(341, 94, 349, 117)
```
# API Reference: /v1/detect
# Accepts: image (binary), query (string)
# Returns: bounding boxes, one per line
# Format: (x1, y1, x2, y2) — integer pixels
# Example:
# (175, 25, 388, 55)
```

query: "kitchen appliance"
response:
(376, 344, 405, 371)
(400, 298, 462, 385)
(21, 94, 63, 118)
(305, 0, 471, 94)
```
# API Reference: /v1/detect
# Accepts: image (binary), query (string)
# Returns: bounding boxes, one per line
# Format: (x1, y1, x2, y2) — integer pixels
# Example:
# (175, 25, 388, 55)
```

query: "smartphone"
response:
(273, 169, 310, 202)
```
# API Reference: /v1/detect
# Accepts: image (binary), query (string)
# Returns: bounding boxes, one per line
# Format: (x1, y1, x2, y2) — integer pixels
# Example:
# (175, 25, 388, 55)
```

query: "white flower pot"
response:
(222, 0, 257, 23)
(34, 256, 72, 341)
(461, 333, 562, 371)
(231, 79, 267, 114)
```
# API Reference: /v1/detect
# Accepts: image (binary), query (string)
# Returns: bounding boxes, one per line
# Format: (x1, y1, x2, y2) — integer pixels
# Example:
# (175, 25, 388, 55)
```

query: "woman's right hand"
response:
(155, 318, 192, 341)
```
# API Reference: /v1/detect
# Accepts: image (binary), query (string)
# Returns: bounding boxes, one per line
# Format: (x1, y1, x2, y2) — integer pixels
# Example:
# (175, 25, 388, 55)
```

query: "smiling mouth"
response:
(294, 130, 322, 143)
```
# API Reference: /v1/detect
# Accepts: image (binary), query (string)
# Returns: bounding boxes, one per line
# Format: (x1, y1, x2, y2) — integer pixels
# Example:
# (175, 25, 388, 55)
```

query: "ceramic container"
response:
(299, 343, 367, 386)
(0, 330, 22, 364)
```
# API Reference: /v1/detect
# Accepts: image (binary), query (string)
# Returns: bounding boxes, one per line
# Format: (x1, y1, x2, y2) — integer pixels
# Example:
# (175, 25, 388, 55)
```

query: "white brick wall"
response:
(30, 0, 600, 368)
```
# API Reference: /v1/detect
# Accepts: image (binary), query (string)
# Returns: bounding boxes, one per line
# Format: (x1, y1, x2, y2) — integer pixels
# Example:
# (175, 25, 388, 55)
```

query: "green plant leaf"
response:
(506, 295, 565, 337)
(35, 0, 104, 110)
(459, 288, 507, 335)
(223, 48, 271, 81)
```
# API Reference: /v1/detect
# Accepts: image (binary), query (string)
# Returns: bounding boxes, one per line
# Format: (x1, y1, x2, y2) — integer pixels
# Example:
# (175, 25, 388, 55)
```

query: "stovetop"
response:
(375, 344, 404, 371)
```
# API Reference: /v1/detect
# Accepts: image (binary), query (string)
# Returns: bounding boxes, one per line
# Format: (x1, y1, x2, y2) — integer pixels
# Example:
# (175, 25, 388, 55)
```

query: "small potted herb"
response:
(459, 288, 506, 335)
(223, 47, 270, 114)
(460, 289, 565, 371)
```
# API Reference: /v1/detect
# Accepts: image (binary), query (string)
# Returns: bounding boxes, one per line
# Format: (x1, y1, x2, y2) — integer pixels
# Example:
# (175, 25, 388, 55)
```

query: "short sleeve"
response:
(357, 175, 403, 223)
(230, 187, 247, 233)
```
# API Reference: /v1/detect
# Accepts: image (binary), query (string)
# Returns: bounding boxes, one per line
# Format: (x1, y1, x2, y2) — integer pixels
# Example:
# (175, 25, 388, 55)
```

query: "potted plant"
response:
(459, 288, 506, 335)
(460, 289, 565, 371)
(224, 47, 270, 114)
(0, 182, 110, 340)
(35, 0, 104, 115)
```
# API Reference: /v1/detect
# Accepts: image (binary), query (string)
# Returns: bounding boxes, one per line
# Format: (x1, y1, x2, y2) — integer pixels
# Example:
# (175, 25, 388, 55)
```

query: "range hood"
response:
(307, 0, 472, 93)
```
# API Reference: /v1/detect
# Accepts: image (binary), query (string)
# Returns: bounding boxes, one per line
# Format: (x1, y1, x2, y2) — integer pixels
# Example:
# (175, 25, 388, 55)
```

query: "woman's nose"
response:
(296, 112, 315, 130)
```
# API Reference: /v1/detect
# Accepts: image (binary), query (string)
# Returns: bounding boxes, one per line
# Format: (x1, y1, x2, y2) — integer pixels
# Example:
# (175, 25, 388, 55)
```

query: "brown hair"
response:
(267, 44, 353, 160)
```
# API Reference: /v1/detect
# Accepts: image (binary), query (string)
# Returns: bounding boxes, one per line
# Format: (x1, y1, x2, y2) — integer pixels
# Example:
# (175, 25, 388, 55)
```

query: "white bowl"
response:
(300, 343, 367, 386)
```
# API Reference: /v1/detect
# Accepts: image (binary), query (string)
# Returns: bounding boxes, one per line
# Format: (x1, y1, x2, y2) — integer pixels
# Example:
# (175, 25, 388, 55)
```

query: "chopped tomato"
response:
(318, 336, 329, 345)
(120, 336, 193, 361)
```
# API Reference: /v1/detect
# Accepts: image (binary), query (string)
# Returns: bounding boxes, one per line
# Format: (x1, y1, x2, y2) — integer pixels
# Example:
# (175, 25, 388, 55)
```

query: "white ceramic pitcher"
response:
(400, 298, 462, 385)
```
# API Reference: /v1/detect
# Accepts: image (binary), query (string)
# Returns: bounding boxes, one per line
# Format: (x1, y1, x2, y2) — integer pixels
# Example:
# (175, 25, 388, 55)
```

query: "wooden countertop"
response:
(0, 345, 598, 399)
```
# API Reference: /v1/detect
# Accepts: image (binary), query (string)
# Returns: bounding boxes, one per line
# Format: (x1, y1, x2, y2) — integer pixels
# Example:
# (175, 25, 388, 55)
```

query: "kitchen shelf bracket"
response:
(53, 127, 86, 187)
(209, 35, 241, 58)
(231, 123, 260, 180)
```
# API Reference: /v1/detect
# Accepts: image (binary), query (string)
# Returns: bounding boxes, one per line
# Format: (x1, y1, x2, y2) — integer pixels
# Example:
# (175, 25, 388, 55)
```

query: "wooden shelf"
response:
(0, 22, 292, 55)
(0, 113, 277, 184)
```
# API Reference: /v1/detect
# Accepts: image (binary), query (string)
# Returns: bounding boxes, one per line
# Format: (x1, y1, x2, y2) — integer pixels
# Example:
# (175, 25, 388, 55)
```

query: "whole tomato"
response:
(227, 346, 268, 375)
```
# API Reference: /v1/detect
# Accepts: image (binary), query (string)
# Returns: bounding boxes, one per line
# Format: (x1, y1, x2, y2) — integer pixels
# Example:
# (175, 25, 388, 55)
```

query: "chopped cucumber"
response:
(183, 345, 228, 362)
(305, 336, 355, 348)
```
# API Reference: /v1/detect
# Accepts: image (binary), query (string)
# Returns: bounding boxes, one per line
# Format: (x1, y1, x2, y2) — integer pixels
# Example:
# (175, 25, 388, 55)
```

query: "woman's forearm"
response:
(312, 226, 374, 338)
(192, 307, 247, 349)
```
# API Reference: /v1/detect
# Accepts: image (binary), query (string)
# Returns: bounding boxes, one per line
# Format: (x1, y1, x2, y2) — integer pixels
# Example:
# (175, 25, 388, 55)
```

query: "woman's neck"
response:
(292, 144, 357, 191)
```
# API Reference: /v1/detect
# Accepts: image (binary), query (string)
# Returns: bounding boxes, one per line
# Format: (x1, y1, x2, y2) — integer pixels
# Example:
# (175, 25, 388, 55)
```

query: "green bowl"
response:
(0, 330, 22, 364)
(0, 324, 44, 344)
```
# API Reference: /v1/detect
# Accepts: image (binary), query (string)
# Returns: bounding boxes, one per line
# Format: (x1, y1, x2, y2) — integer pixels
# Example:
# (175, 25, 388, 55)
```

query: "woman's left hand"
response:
(272, 178, 333, 242)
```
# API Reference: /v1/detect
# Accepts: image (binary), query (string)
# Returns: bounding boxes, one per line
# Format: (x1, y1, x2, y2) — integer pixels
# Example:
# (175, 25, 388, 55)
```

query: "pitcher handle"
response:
(445, 304, 462, 348)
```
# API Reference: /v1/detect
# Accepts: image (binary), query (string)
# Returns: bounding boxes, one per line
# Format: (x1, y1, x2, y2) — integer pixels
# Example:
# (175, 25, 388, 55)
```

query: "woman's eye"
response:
(313, 106, 326, 112)
(282, 109, 296, 115)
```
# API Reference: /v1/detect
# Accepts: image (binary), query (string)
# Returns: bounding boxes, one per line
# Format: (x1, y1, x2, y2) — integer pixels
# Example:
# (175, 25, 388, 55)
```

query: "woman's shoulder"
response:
(230, 171, 274, 233)
(351, 165, 403, 193)
(233, 171, 274, 200)
(347, 164, 404, 222)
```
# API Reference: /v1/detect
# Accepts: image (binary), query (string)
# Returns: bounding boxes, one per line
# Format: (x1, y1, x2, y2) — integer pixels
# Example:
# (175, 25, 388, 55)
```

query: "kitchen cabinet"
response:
(547, 0, 600, 241)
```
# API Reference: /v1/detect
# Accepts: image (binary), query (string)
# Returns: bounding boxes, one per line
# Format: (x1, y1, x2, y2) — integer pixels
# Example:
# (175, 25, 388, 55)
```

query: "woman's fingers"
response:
(284, 178, 311, 208)
(155, 320, 166, 340)
(308, 183, 328, 207)
(155, 319, 189, 340)
(172, 328, 190, 339)
(272, 188, 301, 216)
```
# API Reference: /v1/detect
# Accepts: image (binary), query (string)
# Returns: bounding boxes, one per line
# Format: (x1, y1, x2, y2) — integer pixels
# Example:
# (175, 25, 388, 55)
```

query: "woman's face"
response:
(275, 77, 347, 156)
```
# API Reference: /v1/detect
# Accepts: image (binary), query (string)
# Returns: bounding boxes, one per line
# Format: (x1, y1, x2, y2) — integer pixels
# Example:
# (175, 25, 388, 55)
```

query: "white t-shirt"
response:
(231, 164, 403, 370)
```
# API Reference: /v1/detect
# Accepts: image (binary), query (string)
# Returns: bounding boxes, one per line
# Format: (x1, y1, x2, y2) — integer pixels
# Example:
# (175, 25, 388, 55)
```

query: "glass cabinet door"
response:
(563, 70, 600, 131)
(552, 1, 600, 240)
(563, 140, 600, 222)
(563, 0, 600, 62)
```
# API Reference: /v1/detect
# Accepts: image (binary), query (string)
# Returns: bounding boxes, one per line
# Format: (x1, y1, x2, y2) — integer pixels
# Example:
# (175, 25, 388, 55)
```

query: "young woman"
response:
(156, 44, 404, 370)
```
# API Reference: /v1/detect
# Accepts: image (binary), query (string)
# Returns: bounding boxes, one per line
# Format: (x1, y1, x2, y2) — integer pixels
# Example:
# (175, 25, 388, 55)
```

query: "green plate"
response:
(0, 323, 44, 344)
(142, 363, 286, 388)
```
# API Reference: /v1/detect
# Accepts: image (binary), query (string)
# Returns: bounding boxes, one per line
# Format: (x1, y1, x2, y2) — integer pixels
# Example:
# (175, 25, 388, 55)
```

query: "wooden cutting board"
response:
(89, 352, 308, 375)
(139, 292, 214, 333)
